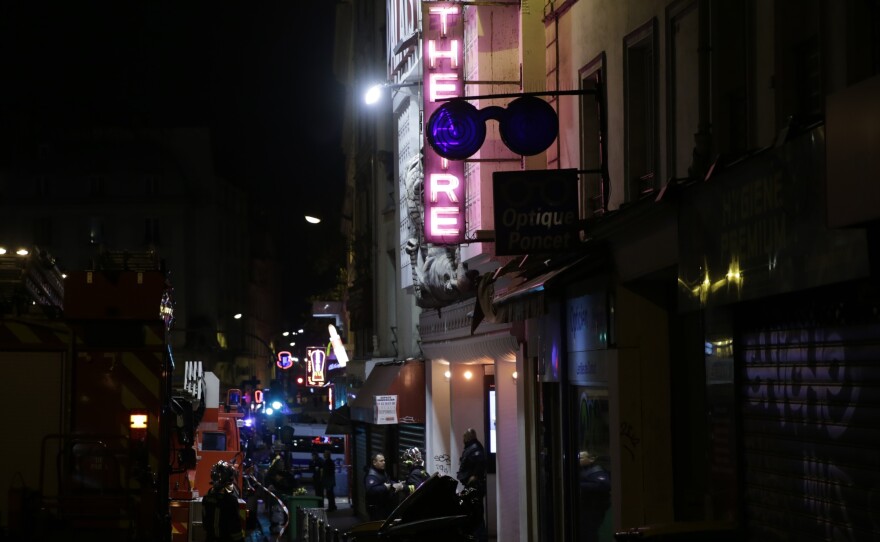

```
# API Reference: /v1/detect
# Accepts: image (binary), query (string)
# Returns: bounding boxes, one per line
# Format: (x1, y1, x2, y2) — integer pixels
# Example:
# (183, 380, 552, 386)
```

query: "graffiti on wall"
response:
(742, 325, 878, 540)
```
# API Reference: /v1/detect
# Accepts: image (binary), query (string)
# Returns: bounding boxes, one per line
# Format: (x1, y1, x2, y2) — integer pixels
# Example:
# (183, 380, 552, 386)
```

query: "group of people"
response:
(199, 429, 491, 541)
(308, 449, 339, 511)
(363, 428, 488, 542)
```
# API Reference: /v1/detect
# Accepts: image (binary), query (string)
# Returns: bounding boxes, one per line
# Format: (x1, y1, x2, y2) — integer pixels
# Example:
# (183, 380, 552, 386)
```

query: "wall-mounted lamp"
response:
(444, 370, 451, 381)
(463, 370, 473, 380)
(364, 81, 421, 105)
(512, 371, 518, 381)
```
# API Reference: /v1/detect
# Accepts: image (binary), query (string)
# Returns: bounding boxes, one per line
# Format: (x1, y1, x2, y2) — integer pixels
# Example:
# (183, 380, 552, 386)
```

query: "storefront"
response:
(349, 359, 426, 517)
(680, 123, 880, 539)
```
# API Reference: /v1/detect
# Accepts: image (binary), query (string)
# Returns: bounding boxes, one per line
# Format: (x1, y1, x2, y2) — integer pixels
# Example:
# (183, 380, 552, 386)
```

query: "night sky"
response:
(1, 2, 347, 320)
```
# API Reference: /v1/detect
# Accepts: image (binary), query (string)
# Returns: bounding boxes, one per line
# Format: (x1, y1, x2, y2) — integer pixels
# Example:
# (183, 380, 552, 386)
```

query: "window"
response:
(667, 0, 703, 181)
(624, 19, 659, 201)
(579, 53, 608, 216)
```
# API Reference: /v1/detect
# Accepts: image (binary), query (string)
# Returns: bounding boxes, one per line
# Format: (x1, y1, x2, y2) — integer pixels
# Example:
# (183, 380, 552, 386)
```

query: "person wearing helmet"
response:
(202, 461, 245, 541)
(399, 447, 429, 496)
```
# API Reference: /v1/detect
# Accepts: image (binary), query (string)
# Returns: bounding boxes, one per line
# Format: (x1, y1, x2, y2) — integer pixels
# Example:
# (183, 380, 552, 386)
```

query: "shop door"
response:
(571, 387, 613, 542)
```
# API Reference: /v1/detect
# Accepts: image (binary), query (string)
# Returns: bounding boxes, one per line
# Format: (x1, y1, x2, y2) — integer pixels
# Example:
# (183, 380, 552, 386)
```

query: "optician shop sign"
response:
(422, 2, 465, 244)
(493, 169, 579, 255)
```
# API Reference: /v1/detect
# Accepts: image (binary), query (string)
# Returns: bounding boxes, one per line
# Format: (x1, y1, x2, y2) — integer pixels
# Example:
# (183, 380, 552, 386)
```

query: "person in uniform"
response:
(456, 428, 487, 542)
(399, 447, 430, 497)
(202, 460, 245, 542)
(364, 453, 403, 521)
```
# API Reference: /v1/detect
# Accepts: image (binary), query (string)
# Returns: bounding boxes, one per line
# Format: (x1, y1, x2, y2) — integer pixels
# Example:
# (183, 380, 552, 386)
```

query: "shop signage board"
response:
(493, 169, 579, 255)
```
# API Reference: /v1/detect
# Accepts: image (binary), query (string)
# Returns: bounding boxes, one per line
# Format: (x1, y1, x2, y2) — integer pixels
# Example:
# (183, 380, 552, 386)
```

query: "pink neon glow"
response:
(429, 173, 460, 203)
(423, 2, 465, 245)
(428, 73, 460, 102)
(428, 6, 459, 35)
(429, 206, 461, 237)
(428, 40, 459, 68)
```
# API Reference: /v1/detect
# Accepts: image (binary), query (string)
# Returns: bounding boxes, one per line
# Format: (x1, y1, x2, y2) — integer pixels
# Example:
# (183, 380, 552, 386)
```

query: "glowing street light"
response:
(305, 215, 321, 224)
(364, 80, 420, 106)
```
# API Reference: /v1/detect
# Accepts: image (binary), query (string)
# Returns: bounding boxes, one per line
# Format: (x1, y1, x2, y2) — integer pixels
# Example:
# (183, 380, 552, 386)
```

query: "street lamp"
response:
(363, 80, 421, 105)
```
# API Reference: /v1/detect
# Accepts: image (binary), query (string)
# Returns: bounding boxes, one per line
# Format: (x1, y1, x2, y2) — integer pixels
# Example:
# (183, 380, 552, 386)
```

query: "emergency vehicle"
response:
(0, 248, 252, 541)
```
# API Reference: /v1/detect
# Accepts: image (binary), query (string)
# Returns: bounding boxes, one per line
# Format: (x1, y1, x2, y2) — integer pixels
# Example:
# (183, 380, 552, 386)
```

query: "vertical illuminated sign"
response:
(423, 2, 465, 244)
(307, 347, 326, 387)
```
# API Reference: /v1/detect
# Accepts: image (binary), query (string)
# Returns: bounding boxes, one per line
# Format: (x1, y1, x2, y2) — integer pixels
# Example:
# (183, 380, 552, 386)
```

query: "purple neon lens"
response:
(426, 100, 486, 160)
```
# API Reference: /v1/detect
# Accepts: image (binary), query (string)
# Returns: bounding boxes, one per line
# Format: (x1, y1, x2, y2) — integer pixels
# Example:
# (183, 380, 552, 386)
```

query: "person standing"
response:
(322, 449, 338, 511)
(578, 450, 611, 542)
(202, 461, 245, 542)
(308, 451, 324, 499)
(400, 447, 430, 496)
(364, 453, 403, 521)
(456, 428, 488, 542)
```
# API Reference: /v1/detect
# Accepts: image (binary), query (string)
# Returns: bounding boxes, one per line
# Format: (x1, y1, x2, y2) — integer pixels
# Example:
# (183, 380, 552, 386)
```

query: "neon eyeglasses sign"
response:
(423, 2, 465, 245)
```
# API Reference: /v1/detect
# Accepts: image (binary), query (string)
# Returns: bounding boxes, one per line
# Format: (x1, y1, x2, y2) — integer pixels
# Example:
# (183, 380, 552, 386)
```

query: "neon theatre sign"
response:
(422, 2, 465, 244)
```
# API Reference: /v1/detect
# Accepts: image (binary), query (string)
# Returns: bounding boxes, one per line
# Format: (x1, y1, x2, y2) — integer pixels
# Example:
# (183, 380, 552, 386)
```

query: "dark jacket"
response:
(202, 485, 244, 541)
(403, 465, 430, 495)
(456, 440, 487, 497)
(321, 456, 337, 487)
(364, 466, 395, 520)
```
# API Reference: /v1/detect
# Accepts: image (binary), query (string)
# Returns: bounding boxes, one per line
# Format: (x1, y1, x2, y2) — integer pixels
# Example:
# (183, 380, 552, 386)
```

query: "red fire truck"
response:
(1, 249, 248, 541)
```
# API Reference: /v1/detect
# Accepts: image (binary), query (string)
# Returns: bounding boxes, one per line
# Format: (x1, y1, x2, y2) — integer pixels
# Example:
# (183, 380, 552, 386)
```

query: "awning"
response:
(324, 404, 351, 435)
(350, 360, 426, 424)
(491, 257, 586, 322)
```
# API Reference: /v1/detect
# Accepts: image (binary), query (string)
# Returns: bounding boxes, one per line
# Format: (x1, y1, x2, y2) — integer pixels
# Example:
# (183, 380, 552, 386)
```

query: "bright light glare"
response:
(271, 400, 282, 410)
(283, 331, 290, 336)
(233, 313, 243, 320)
(16, 248, 29, 256)
(0, 248, 6, 255)
(298, 329, 304, 333)
(364, 84, 383, 105)
(265, 407, 274, 415)
(305, 215, 321, 224)
(464, 370, 473, 380)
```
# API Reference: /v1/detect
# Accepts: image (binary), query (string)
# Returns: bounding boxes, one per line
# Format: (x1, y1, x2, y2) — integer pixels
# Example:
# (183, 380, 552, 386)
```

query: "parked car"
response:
(345, 473, 482, 542)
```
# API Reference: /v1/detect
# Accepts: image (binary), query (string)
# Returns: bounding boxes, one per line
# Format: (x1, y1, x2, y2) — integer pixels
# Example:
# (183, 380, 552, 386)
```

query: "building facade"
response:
(337, 1, 880, 541)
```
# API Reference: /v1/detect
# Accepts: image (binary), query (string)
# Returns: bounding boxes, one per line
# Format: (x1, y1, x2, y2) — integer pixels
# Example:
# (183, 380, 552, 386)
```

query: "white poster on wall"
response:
(374, 395, 399, 424)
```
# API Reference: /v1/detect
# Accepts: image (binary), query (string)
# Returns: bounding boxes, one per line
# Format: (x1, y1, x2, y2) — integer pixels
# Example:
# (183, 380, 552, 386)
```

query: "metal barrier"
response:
(297, 507, 344, 542)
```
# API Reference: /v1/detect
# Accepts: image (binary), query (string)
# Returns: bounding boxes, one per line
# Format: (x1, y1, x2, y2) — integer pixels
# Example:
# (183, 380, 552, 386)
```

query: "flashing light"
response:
(265, 407, 275, 415)
(271, 400, 283, 410)
(243, 418, 254, 427)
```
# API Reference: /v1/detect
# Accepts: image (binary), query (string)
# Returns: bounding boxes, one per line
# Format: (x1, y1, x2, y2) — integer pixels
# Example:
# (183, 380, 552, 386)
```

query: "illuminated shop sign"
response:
(422, 2, 465, 245)
(307, 347, 326, 387)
